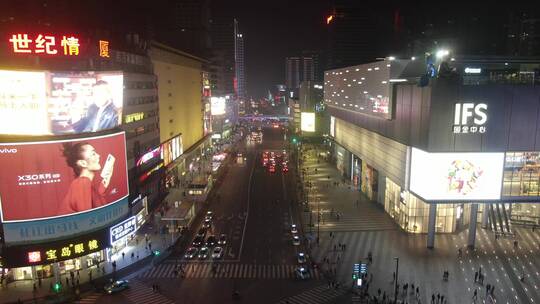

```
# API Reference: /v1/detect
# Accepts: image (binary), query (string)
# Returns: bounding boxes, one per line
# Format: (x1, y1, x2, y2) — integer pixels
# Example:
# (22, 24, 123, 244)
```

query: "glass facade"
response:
(503, 152, 540, 197)
(384, 178, 467, 233)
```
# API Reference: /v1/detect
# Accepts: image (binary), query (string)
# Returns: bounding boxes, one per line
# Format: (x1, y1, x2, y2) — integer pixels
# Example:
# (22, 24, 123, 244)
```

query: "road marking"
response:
(239, 149, 256, 260)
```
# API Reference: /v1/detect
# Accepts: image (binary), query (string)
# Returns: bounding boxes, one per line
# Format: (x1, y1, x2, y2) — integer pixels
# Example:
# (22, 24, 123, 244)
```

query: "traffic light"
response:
(352, 273, 358, 280)
(153, 250, 161, 256)
(53, 282, 61, 293)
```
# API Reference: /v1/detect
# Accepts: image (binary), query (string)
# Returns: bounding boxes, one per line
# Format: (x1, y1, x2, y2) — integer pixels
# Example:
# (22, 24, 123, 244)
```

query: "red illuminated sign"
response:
(28, 251, 41, 263)
(8, 33, 80, 56)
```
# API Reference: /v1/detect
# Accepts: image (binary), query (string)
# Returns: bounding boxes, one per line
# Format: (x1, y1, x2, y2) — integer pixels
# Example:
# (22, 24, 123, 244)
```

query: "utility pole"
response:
(394, 257, 399, 304)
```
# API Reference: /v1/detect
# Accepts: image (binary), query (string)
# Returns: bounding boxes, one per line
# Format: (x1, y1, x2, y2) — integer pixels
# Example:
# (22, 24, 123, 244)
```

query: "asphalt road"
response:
(92, 127, 324, 304)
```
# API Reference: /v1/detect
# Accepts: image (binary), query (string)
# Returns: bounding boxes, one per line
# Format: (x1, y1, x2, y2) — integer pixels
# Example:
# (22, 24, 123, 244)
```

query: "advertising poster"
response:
(211, 97, 226, 116)
(410, 148, 504, 201)
(0, 70, 123, 136)
(161, 135, 183, 166)
(301, 112, 316, 132)
(0, 132, 128, 222)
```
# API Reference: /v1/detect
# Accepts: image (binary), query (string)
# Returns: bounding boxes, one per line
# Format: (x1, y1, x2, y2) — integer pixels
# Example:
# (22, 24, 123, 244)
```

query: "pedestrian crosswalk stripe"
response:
(276, 285, 347, 304)
(137, 263, 321, 280)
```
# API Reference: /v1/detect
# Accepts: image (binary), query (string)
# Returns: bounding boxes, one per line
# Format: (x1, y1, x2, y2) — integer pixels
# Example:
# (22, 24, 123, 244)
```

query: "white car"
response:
(295, 267, 310, 280)
(184, 247, 198, 259)
(291, 224, 298, 234)
(292, 235, 300, 246)
(297, 252, 307, 264)
(198, 247, 209, 259)
(212, 247, 224, 259)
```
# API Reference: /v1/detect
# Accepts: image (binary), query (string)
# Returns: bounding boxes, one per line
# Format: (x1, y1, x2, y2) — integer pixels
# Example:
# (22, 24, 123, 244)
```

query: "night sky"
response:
(231, 0, 329, 98)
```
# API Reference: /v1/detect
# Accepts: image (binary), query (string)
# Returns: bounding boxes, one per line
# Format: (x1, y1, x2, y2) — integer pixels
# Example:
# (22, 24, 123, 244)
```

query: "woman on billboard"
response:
(58, 142, 115, 214)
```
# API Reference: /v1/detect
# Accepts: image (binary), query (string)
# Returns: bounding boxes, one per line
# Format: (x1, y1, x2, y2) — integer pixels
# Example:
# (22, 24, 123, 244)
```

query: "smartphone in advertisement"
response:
(101, 154, 115, 181)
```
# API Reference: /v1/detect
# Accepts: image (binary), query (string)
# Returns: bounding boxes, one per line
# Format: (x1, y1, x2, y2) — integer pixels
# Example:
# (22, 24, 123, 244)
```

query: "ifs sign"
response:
(453, 103, 487, 134)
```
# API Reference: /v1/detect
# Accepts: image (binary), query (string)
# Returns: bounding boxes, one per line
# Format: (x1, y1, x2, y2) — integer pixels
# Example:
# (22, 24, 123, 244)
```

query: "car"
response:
(192, 236, 204, 247)
(292, 235, 301, 246)
(205, 211, 213, 221)
(269, 165, 276, 173)
(295, 267, 310, 280)
(197, 227, 208, 238)
(291, 224, 298, 234)
(198, 247, 209, 259)
(282, 166, 289, 173)
(203, 219, 212, 229)
(218, 234, 227, 245)
(212, 247, 224, 259)
(184, 247, 198, 259)
(104, 280, 129, 294)
(297, 252, 307, 264)
(206, 235, 217, 247)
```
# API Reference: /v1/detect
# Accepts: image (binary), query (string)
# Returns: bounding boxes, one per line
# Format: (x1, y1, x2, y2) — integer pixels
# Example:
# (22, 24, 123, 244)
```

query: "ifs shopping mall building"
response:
(324, 57, 540, 248)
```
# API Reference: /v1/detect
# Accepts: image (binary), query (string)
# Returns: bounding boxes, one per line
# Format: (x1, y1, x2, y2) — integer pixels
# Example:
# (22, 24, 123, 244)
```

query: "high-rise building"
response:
(326, 1, 388, 69)
(234, 19, 246, 98)
(286, 55, 318, 90)
(286, 57, 301, 89)
(209, 8, 235, 96)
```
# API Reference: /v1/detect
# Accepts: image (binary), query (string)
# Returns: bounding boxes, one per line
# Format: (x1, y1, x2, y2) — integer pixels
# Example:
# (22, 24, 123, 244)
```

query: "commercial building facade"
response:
(0, 32, 158, 281)
(325, 57, 540, 248)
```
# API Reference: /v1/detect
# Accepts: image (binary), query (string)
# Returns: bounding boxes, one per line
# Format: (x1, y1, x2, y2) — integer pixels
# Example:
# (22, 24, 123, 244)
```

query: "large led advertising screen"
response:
(410, 148, 504, 201)
(0, 132, 129, 244)
(0, 70, 123, 136)
(301, 112, 316, 132)
(161, 135, 183, 166)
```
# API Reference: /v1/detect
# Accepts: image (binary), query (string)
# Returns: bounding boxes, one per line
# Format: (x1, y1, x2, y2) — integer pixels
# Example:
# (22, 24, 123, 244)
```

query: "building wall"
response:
(334, 117, 408, 187)
(150, 45, 204, 151)
(328, 83, 432, 150)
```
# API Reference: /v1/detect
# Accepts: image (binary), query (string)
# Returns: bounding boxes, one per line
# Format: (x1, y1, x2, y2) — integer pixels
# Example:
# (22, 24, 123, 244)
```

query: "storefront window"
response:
(503, 152, 540, 197)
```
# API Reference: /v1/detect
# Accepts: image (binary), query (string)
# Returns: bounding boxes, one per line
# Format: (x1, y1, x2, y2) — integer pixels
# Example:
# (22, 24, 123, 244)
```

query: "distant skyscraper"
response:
(326, 0, 389, 69)
(286, 54, 317, 90)
(209, 7, 235, 96)
(286, 57, 301, 89)
(234, 19, 246, 98)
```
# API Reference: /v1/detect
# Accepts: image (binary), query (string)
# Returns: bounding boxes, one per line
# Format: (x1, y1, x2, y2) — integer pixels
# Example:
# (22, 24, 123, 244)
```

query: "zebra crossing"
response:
(275, 285, 348, 304)
(76, 292, 101, 304)
(138, 262, 322, 280)
(120, 280, 175, 304)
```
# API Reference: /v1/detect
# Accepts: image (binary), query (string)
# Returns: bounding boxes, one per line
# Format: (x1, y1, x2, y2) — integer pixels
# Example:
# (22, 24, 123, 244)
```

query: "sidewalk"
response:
(0, 132, 244, 304)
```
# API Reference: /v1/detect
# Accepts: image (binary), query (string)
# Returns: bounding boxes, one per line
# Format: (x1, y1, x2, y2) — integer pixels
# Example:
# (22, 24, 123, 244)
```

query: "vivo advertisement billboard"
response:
(0, 70, 123, 136)
(410, 148, 504, 201)
(0, 131, 129, 244)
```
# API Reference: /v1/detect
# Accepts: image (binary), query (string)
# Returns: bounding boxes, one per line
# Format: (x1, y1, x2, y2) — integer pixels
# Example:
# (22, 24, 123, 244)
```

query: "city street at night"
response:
(2, 2, 540, 304)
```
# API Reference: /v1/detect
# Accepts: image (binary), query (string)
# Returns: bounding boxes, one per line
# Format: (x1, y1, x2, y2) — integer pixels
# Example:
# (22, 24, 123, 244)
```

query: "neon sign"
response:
(99, 40, 110, 58)
(8, 33, 80, 56)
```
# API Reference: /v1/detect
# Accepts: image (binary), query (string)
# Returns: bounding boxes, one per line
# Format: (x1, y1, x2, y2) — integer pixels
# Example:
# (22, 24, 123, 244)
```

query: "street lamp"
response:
(316, 193, 320, 244)
(394, 257, 399, 304)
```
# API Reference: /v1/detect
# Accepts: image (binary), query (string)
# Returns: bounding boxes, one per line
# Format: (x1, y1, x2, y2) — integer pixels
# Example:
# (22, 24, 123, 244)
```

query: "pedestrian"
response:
(514, 240, 518, 248)
(474, 271, 478, 282)
(76, 270, 80, 278)
(441, 295, 445, 303)
(480, 273, 484, 285)
(122, 252, 125, 260)
(65, 277, 69, 286)
(131, 252, 135, 259)
(333, 244, 337, 251)
(392, 272, 396, 282)
(486, 284, 490, 297)
(472, 289, 477, 301)
(437, 293, 440, 303)
(458, 248, 462, 258)
(431, 294, 435, 304)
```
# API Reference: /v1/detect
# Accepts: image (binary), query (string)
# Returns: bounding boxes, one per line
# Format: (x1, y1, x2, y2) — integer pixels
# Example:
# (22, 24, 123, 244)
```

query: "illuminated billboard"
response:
(330, 116, 336, 137)
(301, 112, 316, 132)
(0, 132, 129, 244)
(161, 135, 183, 166)
(211, 97, 226, 115)
(0, 70, 123, 135)
(410, 148, 504, 201)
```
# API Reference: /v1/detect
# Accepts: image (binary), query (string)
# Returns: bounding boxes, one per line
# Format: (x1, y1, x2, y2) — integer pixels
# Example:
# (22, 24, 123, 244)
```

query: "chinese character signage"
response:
(110, 216, 137, 244)
(99, 40, 110, 58)
(4, 229, 109, 267)
(9, 33, 80, 56)
(26, 239, 103, 264)
(452, 103, 488, 134)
